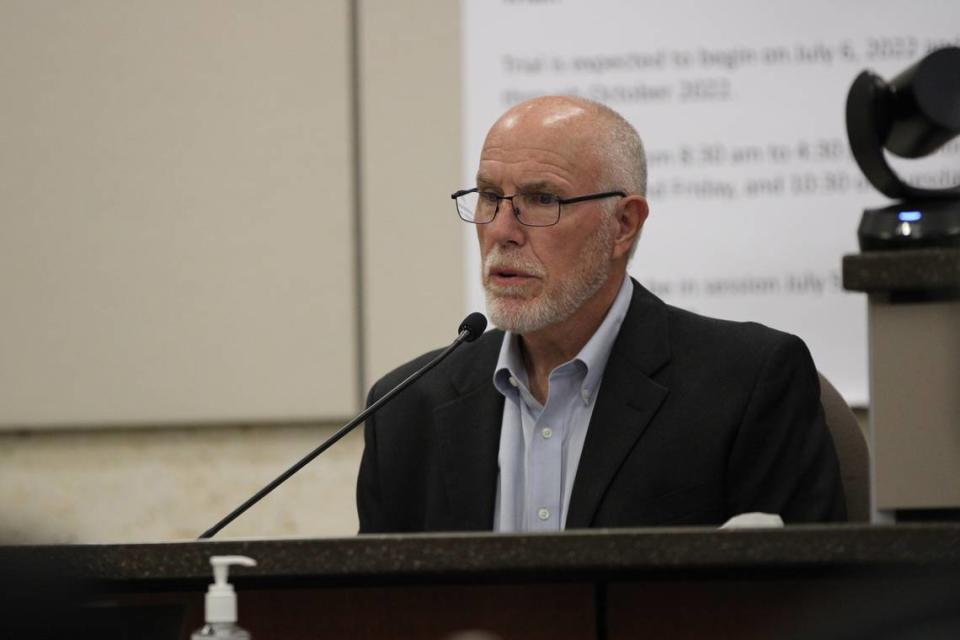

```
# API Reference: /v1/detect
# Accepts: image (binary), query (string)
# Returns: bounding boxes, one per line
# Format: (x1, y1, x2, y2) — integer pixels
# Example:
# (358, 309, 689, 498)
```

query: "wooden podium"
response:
(2, 524, 960, 639)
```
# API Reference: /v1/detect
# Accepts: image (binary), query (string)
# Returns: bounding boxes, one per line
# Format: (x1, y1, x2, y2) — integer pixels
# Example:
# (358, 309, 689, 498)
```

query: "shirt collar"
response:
(493, 275, 634, 402)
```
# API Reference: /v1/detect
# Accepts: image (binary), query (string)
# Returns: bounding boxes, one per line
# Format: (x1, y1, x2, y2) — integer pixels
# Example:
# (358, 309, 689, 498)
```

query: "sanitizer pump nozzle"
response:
(192, 555, 257, 639)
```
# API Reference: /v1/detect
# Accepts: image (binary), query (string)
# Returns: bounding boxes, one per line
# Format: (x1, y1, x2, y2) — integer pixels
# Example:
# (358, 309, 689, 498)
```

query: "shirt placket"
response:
(523, 370, 574, 531)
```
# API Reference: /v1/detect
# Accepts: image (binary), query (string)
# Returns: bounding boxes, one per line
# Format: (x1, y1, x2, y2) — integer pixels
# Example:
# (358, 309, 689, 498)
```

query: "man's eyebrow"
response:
(474, 177, 563, 193)
(475, 176, 499, 191)
(517, 180, 562, 193)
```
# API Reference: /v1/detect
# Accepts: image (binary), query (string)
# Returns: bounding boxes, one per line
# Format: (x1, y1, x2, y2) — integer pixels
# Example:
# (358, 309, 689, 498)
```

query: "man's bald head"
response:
(485, 96, 647, 198)
(475, 96, 650, 334)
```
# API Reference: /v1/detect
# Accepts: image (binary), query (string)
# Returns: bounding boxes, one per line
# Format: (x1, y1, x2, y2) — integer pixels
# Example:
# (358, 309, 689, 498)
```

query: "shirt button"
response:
(537, 507, 551, 521)
(508, 376, 519, 387)
(541, 427, 553, 439)
(581, 389, 591, 403)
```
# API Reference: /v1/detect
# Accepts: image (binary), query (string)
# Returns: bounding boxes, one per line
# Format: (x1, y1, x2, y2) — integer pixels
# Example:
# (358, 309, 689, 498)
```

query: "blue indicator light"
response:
(898, 210, 922, 222)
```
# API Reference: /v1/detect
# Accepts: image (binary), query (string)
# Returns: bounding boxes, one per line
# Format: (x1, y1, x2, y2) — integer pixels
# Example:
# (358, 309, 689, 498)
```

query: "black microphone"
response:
(458, 311, 487, 342)
(198, 312, 487, 539)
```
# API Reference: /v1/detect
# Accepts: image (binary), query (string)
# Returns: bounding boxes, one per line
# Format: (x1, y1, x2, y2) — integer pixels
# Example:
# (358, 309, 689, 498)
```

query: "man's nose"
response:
(483, 198, 526, 244)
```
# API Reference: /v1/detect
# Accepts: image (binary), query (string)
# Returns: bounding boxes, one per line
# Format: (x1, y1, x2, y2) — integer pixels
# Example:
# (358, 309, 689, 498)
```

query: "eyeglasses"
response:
(451, 188, 627, 227)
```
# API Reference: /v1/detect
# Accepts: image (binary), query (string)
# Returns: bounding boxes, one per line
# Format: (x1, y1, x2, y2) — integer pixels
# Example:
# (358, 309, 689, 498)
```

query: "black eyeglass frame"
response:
(450, 188, 627, 227)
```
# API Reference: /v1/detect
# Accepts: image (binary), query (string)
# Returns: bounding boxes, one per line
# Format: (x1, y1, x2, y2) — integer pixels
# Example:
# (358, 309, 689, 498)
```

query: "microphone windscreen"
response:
(458, 312, 487, 342)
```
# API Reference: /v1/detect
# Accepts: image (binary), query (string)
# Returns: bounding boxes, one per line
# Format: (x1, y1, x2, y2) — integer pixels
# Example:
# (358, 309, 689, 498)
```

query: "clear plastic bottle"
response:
(191, 621, 251, 639)
(191, 555, 256, 640)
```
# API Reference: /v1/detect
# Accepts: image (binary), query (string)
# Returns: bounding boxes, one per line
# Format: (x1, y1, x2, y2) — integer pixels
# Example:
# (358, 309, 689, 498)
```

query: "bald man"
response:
(357, 96, 845, 533)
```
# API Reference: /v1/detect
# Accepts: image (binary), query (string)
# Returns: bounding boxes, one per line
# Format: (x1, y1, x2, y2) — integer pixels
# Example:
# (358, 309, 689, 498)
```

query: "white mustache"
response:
(483, 247, 545, 279)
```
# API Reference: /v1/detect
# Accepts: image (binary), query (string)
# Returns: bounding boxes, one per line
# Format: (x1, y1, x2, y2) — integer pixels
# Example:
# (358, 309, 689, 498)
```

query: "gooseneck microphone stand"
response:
(198, 312, 487, 539)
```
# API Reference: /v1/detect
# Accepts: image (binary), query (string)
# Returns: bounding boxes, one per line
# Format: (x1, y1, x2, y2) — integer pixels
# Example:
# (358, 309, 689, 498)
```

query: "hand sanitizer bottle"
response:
(191, 555, 257, 639)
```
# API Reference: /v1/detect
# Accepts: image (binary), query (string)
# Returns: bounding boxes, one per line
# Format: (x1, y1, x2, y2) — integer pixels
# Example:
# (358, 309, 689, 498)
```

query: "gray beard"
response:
(483, 219, 615, 334)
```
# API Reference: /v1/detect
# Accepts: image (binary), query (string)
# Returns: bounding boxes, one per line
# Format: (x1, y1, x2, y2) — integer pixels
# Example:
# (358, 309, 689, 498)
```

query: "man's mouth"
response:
(493, 268, 532, 279)
(486, 267, 542, 297)
(488, 266, 540, 283)
(483, 249, 544, 290)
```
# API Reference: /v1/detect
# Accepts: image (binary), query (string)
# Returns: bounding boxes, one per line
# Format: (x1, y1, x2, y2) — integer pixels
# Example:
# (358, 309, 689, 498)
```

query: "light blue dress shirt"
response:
(493, 276, 634, 532)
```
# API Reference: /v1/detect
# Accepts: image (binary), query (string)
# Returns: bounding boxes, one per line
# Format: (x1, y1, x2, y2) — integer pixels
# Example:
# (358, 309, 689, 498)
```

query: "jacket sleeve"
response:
(724, 334, 847, 523)
(356, 382, 385, 534)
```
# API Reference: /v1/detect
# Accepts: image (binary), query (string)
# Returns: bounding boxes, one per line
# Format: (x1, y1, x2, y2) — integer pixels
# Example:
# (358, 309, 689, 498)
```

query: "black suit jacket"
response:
(357, 280, 846, 533)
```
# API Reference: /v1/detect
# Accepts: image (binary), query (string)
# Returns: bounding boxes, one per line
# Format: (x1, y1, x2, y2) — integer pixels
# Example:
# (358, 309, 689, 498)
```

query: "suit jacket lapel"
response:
(566, 281, 672, 529)
(432, 334, 505, 531)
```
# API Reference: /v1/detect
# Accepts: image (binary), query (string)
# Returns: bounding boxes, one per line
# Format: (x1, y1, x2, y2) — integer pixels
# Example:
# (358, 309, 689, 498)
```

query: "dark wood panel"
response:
(101, 584, 595, 640)
(607, 574, 960, 639)
(242, 585, 595, 640)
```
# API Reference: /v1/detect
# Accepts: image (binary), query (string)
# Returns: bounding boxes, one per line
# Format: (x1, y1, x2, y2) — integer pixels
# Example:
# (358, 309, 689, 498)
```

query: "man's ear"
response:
(612, 196, 648, 260)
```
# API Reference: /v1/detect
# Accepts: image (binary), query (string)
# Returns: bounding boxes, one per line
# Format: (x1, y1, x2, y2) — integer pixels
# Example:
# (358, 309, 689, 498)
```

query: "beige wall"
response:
(0, 0, 463, 543)
(360, 1, 465, 384)
(0, 424, 364, 543)
(0, 1, 357, 427)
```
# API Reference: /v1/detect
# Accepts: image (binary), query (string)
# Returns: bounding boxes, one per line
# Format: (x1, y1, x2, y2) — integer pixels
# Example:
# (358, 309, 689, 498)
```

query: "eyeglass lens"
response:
(455, 191, 560, 227)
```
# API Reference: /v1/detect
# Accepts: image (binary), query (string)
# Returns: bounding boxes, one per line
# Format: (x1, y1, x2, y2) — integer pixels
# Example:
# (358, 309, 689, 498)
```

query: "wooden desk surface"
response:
(3, 525, 959, 639)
